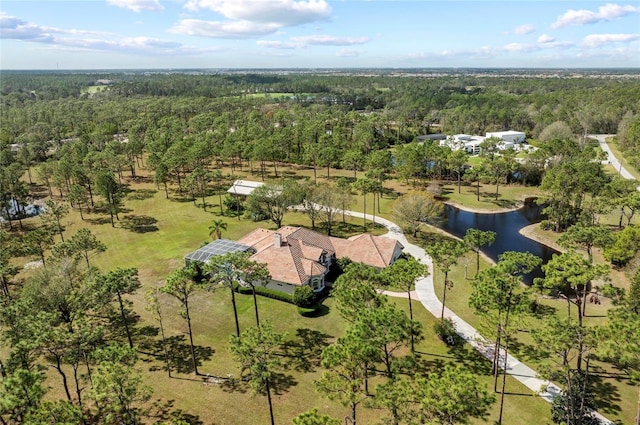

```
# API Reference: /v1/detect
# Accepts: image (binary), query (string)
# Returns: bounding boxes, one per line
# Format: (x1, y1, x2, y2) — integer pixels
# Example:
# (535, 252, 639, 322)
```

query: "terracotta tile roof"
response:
(332, 233, 404, 268)
(238, 226, 327, 286)
(237, 226, 402, 287)
(251, 242, 308, 286)
(237, 228, 276, 252)
(286, 227, 336, 256)
(288, 239, 327, 285)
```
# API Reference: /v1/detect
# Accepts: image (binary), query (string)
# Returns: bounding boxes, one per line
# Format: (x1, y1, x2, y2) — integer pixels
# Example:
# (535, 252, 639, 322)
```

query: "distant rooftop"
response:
(227, 180, 265, 197)
(417, 134, 446, 141)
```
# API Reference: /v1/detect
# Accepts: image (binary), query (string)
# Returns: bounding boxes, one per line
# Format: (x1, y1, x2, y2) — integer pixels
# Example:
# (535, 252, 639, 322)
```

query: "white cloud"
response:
(183, 0, 331, 27)
(0, 12, 109, 41)
(410, 38, 573, 61)
(503, 39, 573, 52)
(256, 34, 369, 49)
(409, 46, 494, 60)
(336, 48, 361, 58)
(290, 35, 369, 46)
(0, 13, 217, 56)
(503, 43, 537, 53)
(582, 33, 640, 47)
(106, 0, 164, 12)
(576, 46, 640, 62)
(537, 34, 554, 44)
(169, 19, 279, 38)
(552, 3, 640, 29)
(256, 40, 300, 49)
(507, 24, 535, 35)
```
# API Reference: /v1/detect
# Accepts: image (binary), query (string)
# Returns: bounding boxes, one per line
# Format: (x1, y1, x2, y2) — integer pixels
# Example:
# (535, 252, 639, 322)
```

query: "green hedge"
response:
(234, 283, 294, 304)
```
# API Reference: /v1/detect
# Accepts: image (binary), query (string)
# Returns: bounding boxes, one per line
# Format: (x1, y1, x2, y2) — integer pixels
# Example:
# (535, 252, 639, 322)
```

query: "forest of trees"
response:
(1, 70, 640, 425)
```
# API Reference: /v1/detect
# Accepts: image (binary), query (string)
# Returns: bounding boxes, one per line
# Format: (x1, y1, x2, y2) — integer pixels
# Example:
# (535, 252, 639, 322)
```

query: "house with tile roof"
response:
(237, 226, 404, 295)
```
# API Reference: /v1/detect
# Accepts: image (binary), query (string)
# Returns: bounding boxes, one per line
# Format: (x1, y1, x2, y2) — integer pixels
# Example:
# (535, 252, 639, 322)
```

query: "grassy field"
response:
(441, 180, 544, 211)
(82, 85, 108, 96)
(413, 224, 637, 425)
(12, 159, 634, 424)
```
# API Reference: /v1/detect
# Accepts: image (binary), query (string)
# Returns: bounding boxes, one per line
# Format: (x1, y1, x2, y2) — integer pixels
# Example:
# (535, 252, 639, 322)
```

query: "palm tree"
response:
(208, 219, 228, 240)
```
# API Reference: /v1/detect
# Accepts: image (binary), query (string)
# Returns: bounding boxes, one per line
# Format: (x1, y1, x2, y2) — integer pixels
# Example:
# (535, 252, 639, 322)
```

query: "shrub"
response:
(223, 194, 243, 215)
(293, 285, 316, 307)
(433, 318, 459, 346)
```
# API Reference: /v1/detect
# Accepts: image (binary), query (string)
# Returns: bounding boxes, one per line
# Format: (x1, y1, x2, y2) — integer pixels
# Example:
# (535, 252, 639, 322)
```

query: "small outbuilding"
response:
(227, 180, 265, 197)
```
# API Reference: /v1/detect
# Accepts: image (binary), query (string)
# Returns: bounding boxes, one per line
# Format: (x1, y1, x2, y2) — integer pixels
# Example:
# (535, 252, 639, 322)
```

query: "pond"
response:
(442, 202, 558, 284)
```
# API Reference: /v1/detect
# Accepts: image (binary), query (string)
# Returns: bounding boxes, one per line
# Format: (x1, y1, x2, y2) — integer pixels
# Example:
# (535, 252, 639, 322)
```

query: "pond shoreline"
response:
(443, 200, 522, 214)
(444, 200, 562, 254)
(518, 223, 565, 253)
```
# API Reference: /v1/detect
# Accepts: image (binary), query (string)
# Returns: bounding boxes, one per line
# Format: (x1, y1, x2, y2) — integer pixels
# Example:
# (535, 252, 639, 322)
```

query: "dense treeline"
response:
(2, 71, 640, 141)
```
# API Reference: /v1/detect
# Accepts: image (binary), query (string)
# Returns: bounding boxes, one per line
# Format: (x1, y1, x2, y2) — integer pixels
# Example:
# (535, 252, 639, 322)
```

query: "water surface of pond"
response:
(442, 203, 558, 283)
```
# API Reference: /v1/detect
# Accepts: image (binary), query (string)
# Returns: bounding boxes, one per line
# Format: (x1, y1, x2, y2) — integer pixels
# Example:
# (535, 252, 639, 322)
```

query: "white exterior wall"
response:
(485, 131, 526, 144)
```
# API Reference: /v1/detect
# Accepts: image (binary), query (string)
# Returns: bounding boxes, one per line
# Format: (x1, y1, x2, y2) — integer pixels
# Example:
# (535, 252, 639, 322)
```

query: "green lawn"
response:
(15, 160, 633, 424)
(411, 226, 637, 425)
(441, 181, 543, 211)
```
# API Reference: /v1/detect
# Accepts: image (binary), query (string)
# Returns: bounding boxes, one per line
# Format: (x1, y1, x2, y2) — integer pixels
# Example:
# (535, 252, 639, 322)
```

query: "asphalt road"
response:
(591, 133, 640, 190)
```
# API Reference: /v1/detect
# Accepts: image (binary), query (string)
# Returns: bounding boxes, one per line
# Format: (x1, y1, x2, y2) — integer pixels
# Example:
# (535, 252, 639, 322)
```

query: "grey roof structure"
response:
(227, 180, 265, 196)
(184, 239, 251, 264)
(417, 133, 446, 142)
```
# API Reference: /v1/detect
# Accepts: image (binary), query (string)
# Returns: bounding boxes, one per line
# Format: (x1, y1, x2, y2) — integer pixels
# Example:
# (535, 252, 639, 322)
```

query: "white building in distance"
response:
(440, 134, 486, 154)
(485, 130, 526, 144)
(438, 130, 529, 154)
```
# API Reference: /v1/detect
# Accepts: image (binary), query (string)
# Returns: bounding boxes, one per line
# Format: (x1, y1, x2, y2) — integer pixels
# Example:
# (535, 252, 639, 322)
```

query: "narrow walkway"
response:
(340, 209, 615, 425)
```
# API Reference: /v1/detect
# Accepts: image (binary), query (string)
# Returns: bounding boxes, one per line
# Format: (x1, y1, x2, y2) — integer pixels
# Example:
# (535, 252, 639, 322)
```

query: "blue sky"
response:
(1, 1, 639, 69)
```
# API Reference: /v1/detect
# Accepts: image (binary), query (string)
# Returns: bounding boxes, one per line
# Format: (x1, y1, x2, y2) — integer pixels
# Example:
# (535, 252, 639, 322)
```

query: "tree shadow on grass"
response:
(126, 175, 154, 184)
(309, 304, 330, 317)
(219, 371, 297, 396)
(282, 170, 308, 180)
(412, 355, 447, 376)
(148, 399, 204, 425)
(412, 231, 454, 246)
(171, 194, 198, 204)
(127, 188, 158, 201)
(219, 376, 249, 394)
(281, 328, 332, 373)
(491, 198, 518, 209)
(149, 335, 215, 375)
(85, 216, 113, 226)
(270, 371, 298, 395)
(134, 325, 160, 355)
(440, 186, 455, 196)
(448, 344, 492, 376)
(529, 300, 557, 319)
(121, 214, 159, 233)
(476, 191, 518, 209)
(588, 365, 623, 416)
(505, 335, 529, 362)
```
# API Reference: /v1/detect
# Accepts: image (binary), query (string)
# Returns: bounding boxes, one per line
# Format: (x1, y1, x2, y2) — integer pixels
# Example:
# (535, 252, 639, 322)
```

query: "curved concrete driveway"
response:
(592, 133, 640, 190)
(338, 209, 615, 425)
